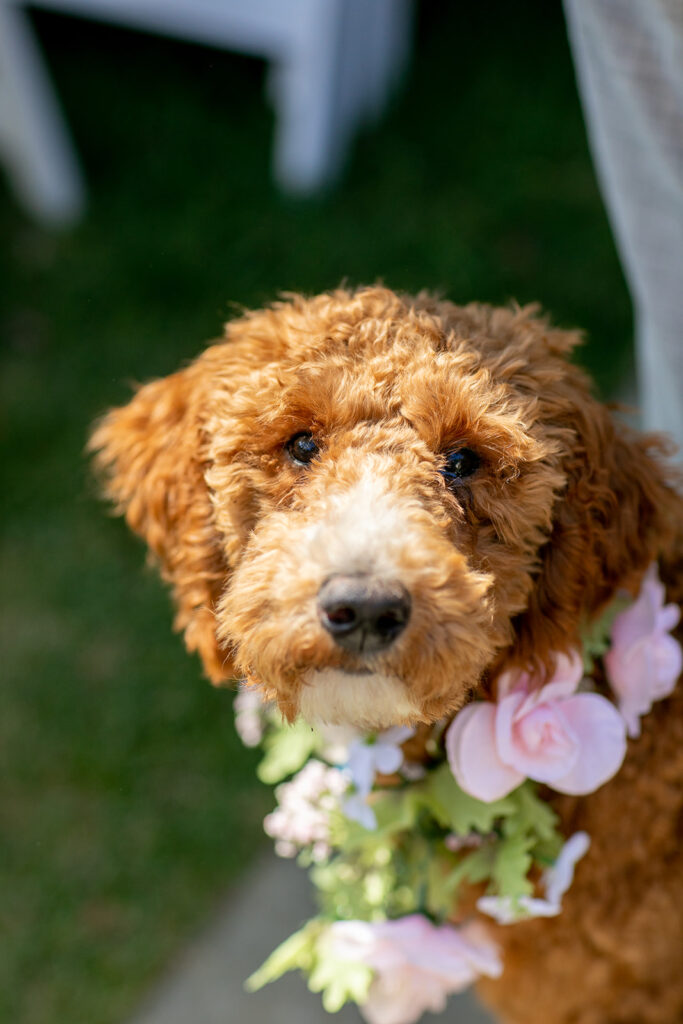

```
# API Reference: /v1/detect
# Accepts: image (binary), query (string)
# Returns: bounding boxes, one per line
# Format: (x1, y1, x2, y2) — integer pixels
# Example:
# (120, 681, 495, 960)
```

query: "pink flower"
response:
(263, 760, 348, 860)
(604, 565, 681, 738)
(322, 915, 502, 1024)
(446, 652, 627, 802)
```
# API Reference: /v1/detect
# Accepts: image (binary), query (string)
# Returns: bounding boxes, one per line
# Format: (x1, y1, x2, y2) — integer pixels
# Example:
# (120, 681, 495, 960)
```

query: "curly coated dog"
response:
(90, 287, 683, 1024)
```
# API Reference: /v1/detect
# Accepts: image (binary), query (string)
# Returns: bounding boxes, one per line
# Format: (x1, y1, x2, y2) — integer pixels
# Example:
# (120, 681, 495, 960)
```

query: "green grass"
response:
(0, 4, 632, 1023)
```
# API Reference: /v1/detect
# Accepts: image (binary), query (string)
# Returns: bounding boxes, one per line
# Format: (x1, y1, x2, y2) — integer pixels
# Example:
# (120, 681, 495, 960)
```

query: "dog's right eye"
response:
(441, 447, 481, 482)
(286, 432, 320, 466)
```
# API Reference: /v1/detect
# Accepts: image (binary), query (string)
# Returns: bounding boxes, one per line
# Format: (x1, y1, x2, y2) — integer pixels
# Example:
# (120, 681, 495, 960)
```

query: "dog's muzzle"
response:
(317, 574, 411, 654)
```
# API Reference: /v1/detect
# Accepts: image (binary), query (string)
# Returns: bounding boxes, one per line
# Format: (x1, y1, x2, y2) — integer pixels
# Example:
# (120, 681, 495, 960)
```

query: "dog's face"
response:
(91, 288, 674, 728)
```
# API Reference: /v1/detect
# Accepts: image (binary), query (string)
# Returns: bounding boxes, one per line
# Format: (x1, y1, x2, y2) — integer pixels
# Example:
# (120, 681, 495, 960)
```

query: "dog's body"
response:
(91, 287, 683, 1023)
(482, 681, 683, 1024)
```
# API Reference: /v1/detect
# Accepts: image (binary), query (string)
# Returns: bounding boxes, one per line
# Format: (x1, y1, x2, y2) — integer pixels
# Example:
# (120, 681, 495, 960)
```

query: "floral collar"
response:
(236, 564, 681, 1024)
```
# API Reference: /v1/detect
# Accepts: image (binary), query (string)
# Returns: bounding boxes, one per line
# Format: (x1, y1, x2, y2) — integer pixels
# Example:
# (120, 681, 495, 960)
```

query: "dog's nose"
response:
(317, 575, 411, 654)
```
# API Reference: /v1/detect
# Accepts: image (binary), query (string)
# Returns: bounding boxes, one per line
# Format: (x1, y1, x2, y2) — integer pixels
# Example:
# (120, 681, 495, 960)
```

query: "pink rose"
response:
(446, 652, 627, 802)
(604, 564, 681, 738)
(323, 915, 501, 1024)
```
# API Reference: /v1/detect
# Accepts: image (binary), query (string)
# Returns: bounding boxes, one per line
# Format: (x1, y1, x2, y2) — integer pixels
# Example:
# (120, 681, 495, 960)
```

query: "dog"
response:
(90, 286, 683, 1024)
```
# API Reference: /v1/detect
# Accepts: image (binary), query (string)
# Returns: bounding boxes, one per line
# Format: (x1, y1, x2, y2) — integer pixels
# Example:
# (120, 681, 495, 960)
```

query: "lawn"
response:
(0, 4, 631, 1023)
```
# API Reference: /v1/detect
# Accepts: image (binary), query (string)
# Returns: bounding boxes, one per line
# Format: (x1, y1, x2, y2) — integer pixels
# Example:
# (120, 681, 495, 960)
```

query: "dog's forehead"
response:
(208, 295, 561, 465)
(240, 325, 505, 408)
(244, 336, 533, 449)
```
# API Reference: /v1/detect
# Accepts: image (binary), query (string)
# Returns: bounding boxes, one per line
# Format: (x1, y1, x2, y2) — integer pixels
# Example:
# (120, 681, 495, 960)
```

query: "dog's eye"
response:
(441, 448, 480, 482)
(286, 431, 320, 466)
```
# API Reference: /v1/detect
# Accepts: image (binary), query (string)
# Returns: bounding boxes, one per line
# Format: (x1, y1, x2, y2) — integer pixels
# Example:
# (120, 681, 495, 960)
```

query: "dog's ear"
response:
(513, 350, 680, 670)
(89, 359, 234, 683)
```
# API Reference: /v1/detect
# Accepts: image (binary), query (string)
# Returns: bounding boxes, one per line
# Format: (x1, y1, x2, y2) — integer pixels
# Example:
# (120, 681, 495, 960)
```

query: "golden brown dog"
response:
(90, 286, 683, 1024)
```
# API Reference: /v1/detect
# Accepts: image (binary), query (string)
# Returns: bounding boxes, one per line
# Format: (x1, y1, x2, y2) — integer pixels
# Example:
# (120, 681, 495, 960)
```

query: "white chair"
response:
(0, 0, 413, 226)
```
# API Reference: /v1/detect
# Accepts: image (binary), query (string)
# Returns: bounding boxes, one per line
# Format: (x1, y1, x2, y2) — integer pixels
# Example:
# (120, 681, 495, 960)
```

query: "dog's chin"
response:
(297, 668, 422, 729)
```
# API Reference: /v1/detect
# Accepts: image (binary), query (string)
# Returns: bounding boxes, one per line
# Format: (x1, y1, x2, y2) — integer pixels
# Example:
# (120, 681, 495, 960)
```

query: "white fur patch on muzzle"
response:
(298, 668, 420, 728)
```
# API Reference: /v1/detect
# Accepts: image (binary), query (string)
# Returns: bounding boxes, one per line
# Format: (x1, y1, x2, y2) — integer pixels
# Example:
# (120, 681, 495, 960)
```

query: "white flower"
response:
(317, 723, 363, 765)
(341, 726, 414, 832)
(477, 832, 591, 924)
(347, 727, 415, 795)
(342, 793, 379, 830)
(542, 831, 591, 906)
(233, 683, 270, 747)
(263, 760, 348, 861)
(321, 915, 502, 1024)
(475, 894, 561, 925)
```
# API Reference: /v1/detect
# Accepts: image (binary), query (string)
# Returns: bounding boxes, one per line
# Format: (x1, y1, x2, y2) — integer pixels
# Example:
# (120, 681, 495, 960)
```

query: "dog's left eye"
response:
(441, 447, 481, 482)
(286, 431, 320, 466)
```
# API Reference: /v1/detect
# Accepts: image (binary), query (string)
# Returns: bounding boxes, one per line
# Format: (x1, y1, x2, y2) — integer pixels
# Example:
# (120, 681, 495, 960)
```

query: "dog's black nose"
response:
(317, 575, 411, 654)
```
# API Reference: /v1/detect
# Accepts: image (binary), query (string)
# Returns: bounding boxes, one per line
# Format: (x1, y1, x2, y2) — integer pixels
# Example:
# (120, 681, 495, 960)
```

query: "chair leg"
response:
(0, 2, 85, 225)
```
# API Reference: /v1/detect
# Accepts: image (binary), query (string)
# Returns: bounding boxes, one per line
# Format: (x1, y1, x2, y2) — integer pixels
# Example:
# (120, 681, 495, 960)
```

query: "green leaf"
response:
(501, 783, 563, 865)
(581, 595, 630, 672)
(490, 834, 534, 899)
(504, 782, 560, 843)
(442, 845, 495, 903)
(420, 763, 516, 834)
(427, 849, 475, 919)
(245, 919, 323, 991)
(532, 836, 564, 867)
(257, 718, 319, 784)
(333, 790, 418, 854)
(308, 958, 374, 1012)
(373, 791, 419, 834)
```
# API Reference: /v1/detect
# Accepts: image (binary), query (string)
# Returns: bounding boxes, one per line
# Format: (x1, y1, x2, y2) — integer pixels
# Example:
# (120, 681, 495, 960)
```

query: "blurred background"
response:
(0, 2, 633, 1023)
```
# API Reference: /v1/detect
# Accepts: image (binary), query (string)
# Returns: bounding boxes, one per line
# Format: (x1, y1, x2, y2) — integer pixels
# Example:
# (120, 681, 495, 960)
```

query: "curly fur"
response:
(90, 286, 683, 1024)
